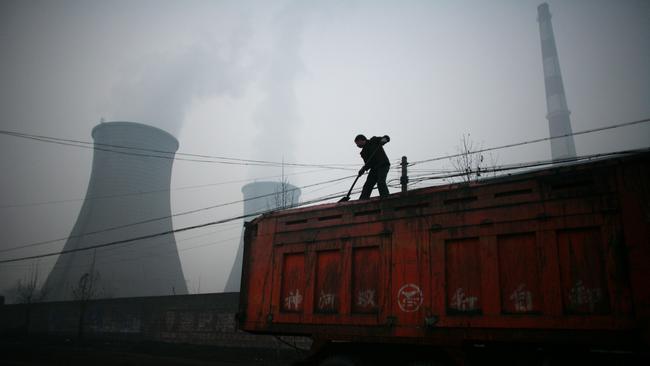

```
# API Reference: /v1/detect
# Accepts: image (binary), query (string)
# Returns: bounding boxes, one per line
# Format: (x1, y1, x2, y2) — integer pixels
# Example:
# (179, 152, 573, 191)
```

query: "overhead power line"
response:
(0, 223, 245, 269)
(0, 188, 350, 264)
(0, 213, 248, 264)
(0, 174, 356, 254)
(410, 117, 650, 165)
(4, 118, 646, 261)
(7, 146, 644, 265)
(0, 167, 331, 209)
(401, 148, 649, 187)
(0, 129, 357, 170)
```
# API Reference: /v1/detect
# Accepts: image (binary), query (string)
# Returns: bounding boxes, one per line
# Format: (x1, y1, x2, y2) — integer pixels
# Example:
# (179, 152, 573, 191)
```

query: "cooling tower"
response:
(224, 181, 301, 292)
(43, 121, 187, 300)
(537, 3, 577, 161)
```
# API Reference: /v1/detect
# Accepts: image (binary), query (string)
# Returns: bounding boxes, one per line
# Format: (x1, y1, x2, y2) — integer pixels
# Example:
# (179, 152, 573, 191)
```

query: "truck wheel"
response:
(318, 355, 359, 366)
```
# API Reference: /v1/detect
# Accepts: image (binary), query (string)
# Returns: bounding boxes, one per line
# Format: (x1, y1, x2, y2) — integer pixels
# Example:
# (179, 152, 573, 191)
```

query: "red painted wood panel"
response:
(315, 250, 341, 314)
(280, 253, 305, 313)
(557, 227, 610, 315)
(352, 247, 380, 314)
(498, 233, 542, 314)
(446, 237, 482, 314)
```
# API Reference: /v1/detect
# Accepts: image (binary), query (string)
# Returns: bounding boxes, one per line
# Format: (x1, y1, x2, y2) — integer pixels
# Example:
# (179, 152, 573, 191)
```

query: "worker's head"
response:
(354, 134, 367, 148)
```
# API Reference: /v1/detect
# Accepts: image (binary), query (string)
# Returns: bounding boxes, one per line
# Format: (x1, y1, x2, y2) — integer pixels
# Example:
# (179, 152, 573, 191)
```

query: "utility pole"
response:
(281, 156, 286, 208)
(400, 156, 409, 193)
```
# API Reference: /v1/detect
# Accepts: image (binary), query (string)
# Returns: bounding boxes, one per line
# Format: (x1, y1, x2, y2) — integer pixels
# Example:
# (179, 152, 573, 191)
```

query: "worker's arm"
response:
(369, 135, 390, 145)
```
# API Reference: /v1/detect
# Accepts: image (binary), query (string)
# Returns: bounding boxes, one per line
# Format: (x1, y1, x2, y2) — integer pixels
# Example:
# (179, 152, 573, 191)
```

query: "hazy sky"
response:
(1, 0, 648, 296)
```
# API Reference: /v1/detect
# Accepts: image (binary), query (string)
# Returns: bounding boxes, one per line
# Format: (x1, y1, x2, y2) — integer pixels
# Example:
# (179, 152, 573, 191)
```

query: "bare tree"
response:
(273, 176, 297, 210)
(449, 134, 497, 183)
(8, 261, 46, 304)
(71, 251, 102, 339)
(3, 261, 47, 334)
(71, 254, 102, 301)
(269, 159, 298, 210)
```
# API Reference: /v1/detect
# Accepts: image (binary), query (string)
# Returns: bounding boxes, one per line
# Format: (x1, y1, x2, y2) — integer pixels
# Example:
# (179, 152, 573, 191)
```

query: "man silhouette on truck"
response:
(355, 134, 391, 200)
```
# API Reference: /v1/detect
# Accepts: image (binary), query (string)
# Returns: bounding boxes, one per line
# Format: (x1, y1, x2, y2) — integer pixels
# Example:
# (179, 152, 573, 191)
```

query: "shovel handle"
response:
(346, 173, 362, 197)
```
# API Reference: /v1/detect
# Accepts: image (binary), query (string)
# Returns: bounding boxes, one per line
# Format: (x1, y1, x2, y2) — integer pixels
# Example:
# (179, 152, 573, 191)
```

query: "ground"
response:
(0, 336, 307, 366)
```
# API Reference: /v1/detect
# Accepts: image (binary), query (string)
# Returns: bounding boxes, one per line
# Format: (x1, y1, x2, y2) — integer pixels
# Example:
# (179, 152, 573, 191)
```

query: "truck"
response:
(238, 151, 650, 365)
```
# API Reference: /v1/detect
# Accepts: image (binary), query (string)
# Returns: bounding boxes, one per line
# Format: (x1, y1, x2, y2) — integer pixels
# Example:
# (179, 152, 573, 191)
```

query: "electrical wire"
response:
(0, 167, 332, 209)
(86, 181, 360, 268)
(3, 117, 647, 263)
(0, 174, 356, 254)
(0, 224, 244, 269)
(78, 235, 244, 270)
(0, 188, 351, 264)
(87, 222, 244, 264)
(406, 148, 649, 187)
(409, 117, 650, 166)
(6, 146, 645, 265)
(0, 129, 357, 170)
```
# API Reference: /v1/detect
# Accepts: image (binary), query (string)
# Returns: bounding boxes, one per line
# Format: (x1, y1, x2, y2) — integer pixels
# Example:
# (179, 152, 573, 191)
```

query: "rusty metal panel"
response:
(497, 233, 542, 314)
(314, 250, 341, 314)
(280, 253, 305, 313)
(557, 227, 610, 315)
(446, 237, 482, 314)
(352, 246, 380, 314)
(239, 151, 649, 348)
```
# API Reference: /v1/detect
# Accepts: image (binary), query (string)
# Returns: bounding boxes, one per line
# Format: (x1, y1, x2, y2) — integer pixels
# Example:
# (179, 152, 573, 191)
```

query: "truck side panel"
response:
(240, 153, 649, 348)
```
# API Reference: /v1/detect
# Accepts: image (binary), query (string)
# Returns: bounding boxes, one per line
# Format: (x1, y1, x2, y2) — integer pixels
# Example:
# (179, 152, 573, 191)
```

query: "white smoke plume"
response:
(105, 35, 252, 137)
(249, 1, 327, 177)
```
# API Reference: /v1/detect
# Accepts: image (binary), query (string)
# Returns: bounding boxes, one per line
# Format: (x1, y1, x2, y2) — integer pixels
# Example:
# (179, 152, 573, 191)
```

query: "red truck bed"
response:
(238, 152, 649, 354)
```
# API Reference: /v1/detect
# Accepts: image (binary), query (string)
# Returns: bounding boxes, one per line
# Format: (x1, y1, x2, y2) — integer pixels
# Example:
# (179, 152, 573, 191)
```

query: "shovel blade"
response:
(338, 196, 351, 203)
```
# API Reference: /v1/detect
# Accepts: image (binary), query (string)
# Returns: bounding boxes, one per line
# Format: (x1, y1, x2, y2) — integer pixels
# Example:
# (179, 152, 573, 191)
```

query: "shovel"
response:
(338, 171, 363, 202)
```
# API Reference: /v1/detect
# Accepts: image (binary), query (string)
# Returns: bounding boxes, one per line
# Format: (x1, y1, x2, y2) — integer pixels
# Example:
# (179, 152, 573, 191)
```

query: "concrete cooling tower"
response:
(224, 181, 301, 292)
(43, 122, 187, 301)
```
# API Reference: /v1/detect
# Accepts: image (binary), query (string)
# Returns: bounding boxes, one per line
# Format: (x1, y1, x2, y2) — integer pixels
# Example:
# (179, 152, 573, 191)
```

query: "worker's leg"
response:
(376, 164, 390, 197)
(360, 169, 379, 199)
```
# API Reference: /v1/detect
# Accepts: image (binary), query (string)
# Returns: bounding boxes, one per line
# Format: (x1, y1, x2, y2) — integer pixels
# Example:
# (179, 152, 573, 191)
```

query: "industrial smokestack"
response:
(537, 3, 577, 161)
(43, 122, 187, 300)
(224, 181, 301, 292)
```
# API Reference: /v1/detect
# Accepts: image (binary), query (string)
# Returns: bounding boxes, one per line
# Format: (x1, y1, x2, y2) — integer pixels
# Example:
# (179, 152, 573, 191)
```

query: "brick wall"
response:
(0, 292, 311, 350)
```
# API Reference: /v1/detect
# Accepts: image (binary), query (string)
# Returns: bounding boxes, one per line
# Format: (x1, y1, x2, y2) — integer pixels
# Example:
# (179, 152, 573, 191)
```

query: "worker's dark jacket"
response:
(360, 136, 390, 171)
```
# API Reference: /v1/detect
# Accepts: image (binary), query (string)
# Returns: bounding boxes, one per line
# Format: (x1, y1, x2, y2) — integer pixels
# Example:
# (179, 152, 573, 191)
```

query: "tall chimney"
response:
(43, 122, 187, 300)
(537, 3, 577, 161)
(224, 181, 301, 292)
